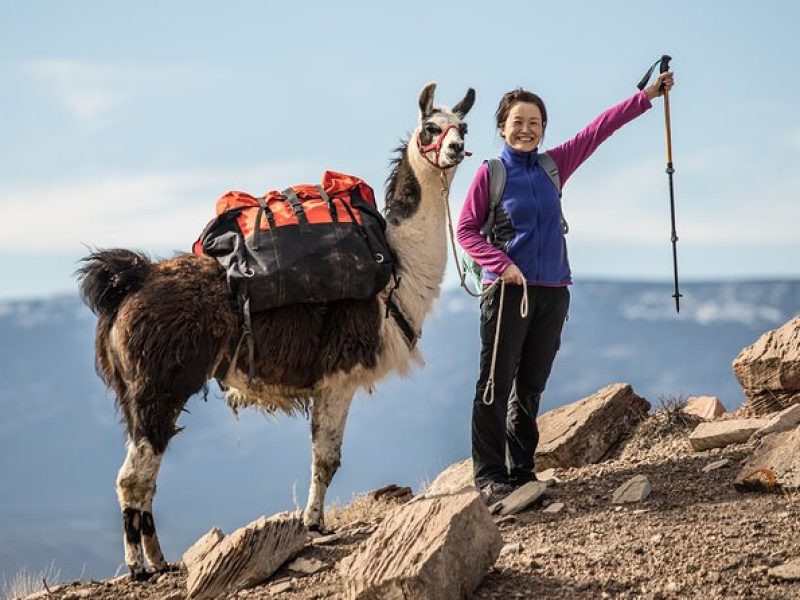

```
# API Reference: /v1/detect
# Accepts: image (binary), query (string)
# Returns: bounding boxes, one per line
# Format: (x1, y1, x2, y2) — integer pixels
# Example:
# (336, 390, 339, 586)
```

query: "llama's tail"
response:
(76, 249, 153, 318)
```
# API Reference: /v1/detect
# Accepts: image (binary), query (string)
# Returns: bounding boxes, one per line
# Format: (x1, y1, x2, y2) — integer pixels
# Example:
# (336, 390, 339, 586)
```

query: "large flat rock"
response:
(733, 315, 800, 414)
(688, 418, 770, 451)
(754, 403, 800, 439)
(186, 513, 306, 599)
(535, 383, 650, 469)
(734, 426, 800, 492)
(339, 488, 502, 599)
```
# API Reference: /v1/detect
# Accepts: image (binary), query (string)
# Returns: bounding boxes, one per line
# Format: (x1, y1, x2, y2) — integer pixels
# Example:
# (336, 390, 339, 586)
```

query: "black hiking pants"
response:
(472, 284, 570, 488)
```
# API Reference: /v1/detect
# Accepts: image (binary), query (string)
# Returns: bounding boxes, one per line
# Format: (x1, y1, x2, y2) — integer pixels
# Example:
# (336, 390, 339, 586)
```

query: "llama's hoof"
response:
(307, 523, 333, 536)
(128, 566, 153, 582)
(156, 562, 182, 574)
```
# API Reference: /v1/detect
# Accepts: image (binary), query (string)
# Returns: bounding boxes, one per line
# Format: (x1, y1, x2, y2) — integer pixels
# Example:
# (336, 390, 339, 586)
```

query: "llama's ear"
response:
(453, 88, 476, 119)
(418, 82, 437, 120)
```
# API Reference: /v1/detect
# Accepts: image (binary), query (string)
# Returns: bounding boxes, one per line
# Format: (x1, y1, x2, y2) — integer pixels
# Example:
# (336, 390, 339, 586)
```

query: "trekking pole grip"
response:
(659, 55, 672, 75)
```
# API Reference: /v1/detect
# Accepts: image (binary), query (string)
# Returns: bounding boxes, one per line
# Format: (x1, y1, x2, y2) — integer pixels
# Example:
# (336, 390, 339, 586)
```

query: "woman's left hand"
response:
(645, 71, 675, 100)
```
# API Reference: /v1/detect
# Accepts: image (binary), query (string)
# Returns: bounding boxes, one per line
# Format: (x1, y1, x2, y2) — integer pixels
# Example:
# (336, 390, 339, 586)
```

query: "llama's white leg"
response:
(304, 388, 354, 531)
(116, 438, 167, 576)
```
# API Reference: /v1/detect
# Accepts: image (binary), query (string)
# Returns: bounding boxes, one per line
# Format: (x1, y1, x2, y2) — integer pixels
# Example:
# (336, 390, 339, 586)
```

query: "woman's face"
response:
(500, 102, 543, 153)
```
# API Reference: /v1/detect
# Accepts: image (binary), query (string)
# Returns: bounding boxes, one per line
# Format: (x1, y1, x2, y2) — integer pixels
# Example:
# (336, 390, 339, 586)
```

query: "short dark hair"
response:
(495, 89, 548, 130)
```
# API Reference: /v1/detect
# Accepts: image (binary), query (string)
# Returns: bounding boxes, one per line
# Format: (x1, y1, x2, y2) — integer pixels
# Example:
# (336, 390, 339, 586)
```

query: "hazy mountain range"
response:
(1, 280, 798, 582)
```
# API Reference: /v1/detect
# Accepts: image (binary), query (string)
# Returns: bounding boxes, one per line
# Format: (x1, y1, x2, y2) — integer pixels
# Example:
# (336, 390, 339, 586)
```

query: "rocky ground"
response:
(17, 410, 800, 600)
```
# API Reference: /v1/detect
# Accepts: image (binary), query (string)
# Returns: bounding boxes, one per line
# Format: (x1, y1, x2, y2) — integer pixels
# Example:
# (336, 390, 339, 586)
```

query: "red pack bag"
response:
(193, 171, 394, 313)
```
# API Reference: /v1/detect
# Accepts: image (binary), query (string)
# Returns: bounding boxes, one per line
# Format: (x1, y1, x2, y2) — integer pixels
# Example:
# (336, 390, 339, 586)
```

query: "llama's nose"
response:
(448, 141, 464, 154)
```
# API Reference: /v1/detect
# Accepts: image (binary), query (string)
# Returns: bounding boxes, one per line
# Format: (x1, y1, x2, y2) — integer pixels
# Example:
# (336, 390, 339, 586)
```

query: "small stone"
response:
(500, 542, 523, 557)
(67, 591, 94, 600)
(311, 531, 350, 545)
(490, 481, 548, 516)
(536, 468, 561, 483)
(702, 459, 730, 473)
(543, 502, 564, 514)
(268, 579, 295, 594)
(768, 558, 800, 581)
(650, 533, 663, 544)
(723, 557, 743, 571)
(683, 396, 726, 420)
(286, 556, 327, 575)
(612, 475, 652, 504)
(370, 483, 414, 503)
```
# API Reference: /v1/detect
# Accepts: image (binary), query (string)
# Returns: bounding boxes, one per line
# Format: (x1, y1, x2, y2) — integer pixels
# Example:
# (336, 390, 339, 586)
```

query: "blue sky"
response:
(2, 1, 799, 300)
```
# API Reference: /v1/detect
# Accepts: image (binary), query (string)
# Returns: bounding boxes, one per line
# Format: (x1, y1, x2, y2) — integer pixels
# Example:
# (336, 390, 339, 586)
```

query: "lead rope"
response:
(438, 170, 529, 406)
(440, 170, 497, 300)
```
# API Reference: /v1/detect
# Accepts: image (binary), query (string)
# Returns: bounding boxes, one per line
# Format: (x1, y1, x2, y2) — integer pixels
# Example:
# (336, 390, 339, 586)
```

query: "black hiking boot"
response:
(479, 482, 516, 506)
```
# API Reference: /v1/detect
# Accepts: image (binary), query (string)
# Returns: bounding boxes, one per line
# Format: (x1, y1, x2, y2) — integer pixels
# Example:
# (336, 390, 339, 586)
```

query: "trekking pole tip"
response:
(673, 292, 683, 314)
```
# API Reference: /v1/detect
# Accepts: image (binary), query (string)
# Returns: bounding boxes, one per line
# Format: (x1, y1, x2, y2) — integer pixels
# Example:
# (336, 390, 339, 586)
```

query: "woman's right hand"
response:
(645, 71, 675, 100)
(500, 263, 525, 285)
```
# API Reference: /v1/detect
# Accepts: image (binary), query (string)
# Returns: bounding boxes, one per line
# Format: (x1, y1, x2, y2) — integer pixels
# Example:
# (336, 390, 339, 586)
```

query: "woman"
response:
(456, 72, 675, 504)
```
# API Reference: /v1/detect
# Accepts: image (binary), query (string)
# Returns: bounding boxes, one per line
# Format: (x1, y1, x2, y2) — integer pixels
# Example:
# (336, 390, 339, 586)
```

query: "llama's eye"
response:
(425, 123, 441, 135)
(459, 123, 468, 136)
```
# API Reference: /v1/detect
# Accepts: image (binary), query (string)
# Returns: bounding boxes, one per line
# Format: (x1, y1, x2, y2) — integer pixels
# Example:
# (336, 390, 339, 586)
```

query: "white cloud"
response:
(18, 58, 222, 122)
(0, 163, 310, 252)
(22, 59, 125, 120)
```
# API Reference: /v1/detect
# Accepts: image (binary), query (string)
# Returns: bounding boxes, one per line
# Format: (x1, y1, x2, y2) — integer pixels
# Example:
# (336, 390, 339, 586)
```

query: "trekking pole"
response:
(638, 55, 682, 313)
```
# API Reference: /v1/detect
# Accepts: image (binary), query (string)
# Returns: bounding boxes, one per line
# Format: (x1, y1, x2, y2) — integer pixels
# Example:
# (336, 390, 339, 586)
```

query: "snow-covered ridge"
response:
(0, 295, 90, 328)
(620, 282, 799, 326)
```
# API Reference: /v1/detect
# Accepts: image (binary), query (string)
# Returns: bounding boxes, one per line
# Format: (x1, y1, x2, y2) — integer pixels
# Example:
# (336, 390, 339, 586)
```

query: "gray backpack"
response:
(461, 152, 567, 291)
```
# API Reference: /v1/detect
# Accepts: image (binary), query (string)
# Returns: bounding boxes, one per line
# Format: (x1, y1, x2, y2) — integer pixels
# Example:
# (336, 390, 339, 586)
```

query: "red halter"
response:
(417, 124, 472, 169)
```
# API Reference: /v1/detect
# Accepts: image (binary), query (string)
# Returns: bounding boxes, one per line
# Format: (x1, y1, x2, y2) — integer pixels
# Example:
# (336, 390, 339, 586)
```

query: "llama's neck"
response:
(385, 132, 456, 330)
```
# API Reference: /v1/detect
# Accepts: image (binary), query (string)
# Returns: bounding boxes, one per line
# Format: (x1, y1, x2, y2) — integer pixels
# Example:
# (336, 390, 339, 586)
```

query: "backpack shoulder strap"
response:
(482, 158, 507, 238)
(539, 152, 569, 235)
(538, 152, 561, 196)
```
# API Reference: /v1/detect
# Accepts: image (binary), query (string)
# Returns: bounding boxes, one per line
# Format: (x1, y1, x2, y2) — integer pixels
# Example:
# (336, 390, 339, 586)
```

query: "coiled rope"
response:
(439, 170, 528, 405)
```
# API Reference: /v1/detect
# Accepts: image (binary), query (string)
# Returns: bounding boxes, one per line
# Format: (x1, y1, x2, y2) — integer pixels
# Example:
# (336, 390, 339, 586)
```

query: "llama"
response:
(77, 82, 475, 577)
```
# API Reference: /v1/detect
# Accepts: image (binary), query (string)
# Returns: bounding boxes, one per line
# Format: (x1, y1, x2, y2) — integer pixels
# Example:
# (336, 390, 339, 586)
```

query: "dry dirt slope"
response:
(15, 412, 800, 600)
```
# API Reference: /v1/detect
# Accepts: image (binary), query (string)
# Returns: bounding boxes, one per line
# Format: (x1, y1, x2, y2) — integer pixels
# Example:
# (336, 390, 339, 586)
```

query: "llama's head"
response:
(415, 82, 475, 170)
